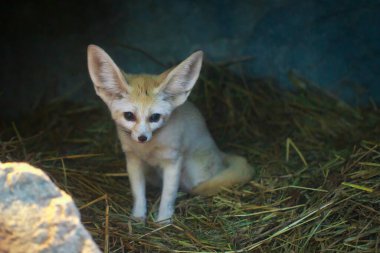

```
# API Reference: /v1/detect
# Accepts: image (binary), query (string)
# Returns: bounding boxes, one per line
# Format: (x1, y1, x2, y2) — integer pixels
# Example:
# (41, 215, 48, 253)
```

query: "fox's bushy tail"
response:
(191, 154, 253, 196)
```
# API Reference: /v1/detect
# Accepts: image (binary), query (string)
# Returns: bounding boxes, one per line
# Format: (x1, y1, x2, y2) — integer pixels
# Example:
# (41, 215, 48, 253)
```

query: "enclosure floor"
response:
(1, 66, 379, 252)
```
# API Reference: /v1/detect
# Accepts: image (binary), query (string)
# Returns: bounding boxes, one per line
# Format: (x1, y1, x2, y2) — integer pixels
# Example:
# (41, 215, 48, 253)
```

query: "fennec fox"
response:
(87, 45, 253, 223)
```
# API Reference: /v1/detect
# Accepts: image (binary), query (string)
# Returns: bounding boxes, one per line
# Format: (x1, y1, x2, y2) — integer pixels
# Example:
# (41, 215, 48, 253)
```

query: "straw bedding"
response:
(1, 63, 379, 252)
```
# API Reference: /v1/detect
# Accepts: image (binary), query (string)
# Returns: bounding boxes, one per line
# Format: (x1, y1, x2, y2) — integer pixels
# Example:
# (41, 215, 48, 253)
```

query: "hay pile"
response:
(1, 63, 379, 252)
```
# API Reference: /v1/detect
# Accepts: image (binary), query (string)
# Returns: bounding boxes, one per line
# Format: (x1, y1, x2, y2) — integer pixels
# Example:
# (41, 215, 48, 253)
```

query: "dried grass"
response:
(1, 63, 380, 252)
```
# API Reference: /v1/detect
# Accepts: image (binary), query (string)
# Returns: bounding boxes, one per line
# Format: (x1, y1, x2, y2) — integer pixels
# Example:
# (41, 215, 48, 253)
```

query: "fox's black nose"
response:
(138, 135, 147, 142)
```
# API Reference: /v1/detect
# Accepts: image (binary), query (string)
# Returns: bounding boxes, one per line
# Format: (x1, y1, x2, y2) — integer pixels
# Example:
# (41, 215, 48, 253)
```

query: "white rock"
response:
(0, 162, 101, 253)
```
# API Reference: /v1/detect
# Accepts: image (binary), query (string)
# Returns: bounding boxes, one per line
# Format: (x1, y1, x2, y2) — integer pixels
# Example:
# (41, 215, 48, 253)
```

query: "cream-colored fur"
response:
(87, 45, 253, 223)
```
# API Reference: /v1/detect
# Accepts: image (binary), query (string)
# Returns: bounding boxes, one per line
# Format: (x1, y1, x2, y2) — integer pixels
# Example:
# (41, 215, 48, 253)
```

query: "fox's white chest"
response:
(125, 141, 179, 168)
(134, 146, 162, 167)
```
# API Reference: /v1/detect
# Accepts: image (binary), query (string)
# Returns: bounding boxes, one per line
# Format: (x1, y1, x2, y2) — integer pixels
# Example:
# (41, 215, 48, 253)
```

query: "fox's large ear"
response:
(158, 51, 203, 107)
(87, 45, 129, 103)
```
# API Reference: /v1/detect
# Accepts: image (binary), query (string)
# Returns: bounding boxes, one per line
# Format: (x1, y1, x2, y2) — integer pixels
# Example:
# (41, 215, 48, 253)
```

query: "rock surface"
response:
(0, 162, 100, 253)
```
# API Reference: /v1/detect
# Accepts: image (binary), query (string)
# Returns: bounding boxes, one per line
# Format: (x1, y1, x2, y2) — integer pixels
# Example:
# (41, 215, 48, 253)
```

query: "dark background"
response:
(1, 0, 380, 119)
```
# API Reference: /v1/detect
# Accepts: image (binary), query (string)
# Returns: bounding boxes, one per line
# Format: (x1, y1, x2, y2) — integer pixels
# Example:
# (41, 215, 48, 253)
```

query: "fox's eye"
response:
(124, 111, 136, 121)
(149, 113, 161, 122)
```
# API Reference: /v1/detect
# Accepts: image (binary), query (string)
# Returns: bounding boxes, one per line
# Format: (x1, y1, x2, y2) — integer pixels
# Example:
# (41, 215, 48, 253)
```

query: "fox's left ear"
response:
(158, 51, 203, 107)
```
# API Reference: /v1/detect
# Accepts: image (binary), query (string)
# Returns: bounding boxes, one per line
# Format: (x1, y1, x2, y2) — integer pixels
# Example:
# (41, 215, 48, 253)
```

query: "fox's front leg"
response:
(156, 158, 182, 224)
(126, 153, 147, 221)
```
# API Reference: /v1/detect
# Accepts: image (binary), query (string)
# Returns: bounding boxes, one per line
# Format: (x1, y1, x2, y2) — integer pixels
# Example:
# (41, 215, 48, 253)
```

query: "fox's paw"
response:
(154, 217, 172, 226)
(155, 210, 173, 226)
(131, 205, 146, 223)
(130, 215, 146, 224)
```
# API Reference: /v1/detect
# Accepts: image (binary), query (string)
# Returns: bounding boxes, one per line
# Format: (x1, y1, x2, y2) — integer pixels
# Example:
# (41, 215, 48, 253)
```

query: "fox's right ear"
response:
(87, 45, 129, 103)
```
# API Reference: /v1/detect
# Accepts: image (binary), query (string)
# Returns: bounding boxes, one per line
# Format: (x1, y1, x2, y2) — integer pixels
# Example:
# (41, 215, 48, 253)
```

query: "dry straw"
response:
(1, 62, 379, 252)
